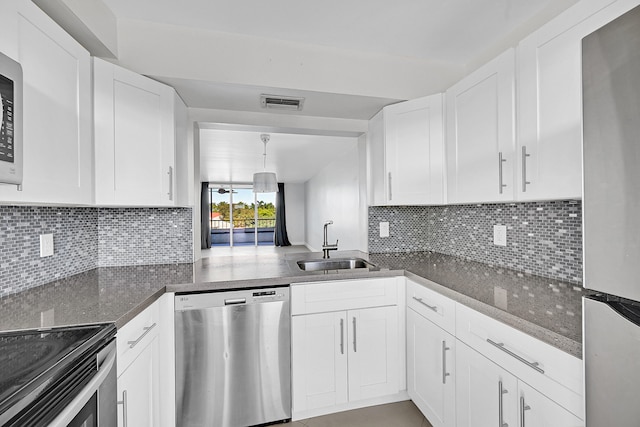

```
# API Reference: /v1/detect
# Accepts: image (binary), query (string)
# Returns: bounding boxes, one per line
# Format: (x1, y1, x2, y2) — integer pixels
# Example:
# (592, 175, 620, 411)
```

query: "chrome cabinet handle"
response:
(127, 323, 157, 349)
(521, 146, 531, 192)
(340, 318, 344, 355)
(117, 390, 128, 427)
(498, 152, 507, 194)
(412, 296, 438, 313)
(498, 380, 509, 427)
(352, 317, 357, 352)
(487, 339, 544, 374)
(388, 172, 392, 201)
(442, 340, 450, 384)
(520, 396, 531, 427)
(168, 166, 174, 201)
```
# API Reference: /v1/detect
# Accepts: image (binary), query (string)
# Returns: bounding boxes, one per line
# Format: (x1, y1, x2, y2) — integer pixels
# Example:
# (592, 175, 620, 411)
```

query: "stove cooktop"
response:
(0, 323, 116, 425)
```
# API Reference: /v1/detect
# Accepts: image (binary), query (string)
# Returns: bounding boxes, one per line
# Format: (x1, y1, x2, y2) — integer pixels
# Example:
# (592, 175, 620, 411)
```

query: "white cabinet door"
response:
(0, 0, 92, 205)
(117, 336, 160, 427)
(384, 94, 445, 205)
(94, 58, 176, 206)
(517, 0, 633, 201)
(446, 49, 516, 204)
(518, 382, 583, 427)
(292, 311, 348, 413)
(407, 308, 455, 427)
(348, 305, 399, 401)
(455, 341, 518, 427)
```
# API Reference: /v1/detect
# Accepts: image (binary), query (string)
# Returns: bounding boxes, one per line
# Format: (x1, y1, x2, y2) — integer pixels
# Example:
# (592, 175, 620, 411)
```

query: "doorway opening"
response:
(209, 184, 276, 247)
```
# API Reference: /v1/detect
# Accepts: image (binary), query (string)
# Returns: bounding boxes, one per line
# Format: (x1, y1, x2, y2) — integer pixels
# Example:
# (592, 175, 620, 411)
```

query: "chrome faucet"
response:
(322, 220, 339, 259)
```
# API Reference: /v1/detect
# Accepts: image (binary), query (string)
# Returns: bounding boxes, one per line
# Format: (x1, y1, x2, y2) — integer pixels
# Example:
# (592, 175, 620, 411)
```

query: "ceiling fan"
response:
(216, 187, 237, 194)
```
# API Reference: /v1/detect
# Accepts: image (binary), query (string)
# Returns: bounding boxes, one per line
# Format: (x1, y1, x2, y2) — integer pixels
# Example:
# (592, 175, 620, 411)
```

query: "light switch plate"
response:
(379, 221, 390, 238)
(493, 225, 507, 246)
(40, 233, 54, 257)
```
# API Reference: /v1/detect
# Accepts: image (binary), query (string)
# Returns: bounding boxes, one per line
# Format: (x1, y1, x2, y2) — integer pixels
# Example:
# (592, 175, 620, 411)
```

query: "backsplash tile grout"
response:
(368, 200, 582, 284)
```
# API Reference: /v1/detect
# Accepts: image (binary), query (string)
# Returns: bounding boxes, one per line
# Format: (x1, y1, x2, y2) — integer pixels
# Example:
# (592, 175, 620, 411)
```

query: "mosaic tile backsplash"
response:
(369, 201, 582, 283)
(0, 206, 98, 297)
(0, 206, 194, 297)
(97, 208, 193, 267)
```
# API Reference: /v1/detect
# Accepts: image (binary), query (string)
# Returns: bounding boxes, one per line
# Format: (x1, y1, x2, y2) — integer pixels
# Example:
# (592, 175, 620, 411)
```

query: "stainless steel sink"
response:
(296, 257, 376, 272)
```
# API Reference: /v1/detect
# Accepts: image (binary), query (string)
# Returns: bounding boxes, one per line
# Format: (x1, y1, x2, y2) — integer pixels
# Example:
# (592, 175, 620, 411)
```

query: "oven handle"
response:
(46, 345, 117, 427)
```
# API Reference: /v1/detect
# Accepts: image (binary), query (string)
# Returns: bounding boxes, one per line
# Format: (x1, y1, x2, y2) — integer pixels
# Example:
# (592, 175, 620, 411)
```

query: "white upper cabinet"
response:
(446, 49, 516, 204)
(516, 0, 635, 201)
(368, 94, 445, 206)
(94, 58, 177, 206)
(0, 0, 93, 205)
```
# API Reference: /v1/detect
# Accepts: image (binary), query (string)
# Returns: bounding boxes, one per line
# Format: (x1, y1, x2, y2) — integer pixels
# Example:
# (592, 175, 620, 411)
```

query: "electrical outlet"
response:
(379, 222, 390, 238)
(493, 225, 507, 246)
(40, 234, 54, 257)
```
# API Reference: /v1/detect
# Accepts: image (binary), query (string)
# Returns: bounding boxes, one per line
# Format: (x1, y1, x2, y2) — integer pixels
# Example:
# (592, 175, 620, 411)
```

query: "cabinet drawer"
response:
(455, 303, 583, 418)
(291, 278, 399, 315)
(406, 279, 456, 335)
(117, 300, 160, 376)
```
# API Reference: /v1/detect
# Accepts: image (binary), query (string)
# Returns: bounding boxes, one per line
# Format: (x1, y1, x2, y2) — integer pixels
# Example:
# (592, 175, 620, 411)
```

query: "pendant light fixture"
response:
(253, 134, 278, 193)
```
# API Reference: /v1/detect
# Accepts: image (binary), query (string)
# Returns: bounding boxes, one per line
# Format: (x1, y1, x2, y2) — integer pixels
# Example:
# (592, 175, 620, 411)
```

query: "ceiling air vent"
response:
(260, 94, 305, 111)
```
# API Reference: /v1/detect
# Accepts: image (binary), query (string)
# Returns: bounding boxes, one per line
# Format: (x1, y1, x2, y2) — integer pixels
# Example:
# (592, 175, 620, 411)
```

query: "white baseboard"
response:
(304, 243, 319, 252)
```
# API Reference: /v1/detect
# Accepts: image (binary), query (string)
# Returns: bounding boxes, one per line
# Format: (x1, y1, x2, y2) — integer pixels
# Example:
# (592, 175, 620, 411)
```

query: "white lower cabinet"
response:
(518, 381, 583, 427)
(116, 294, 175, 427)
(292, 306, 399, 414)
(117, 336, 160, 427)
(291, 278, 405, 420)
(292, 311, 348, 411)
(455, 341, 518, 427)
(456, 342, 582, 427)
(407, 308, 455, 427)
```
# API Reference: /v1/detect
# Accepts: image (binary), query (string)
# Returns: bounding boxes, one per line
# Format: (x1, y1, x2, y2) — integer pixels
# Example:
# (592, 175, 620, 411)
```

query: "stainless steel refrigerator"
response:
(582, 4, 640, 426)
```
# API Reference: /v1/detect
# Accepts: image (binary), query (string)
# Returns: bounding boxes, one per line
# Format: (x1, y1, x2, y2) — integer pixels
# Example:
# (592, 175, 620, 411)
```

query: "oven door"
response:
(48, 341, 117, 427)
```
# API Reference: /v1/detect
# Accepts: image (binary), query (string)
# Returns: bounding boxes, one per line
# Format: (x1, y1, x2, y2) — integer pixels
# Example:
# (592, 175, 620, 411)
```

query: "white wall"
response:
(284, 183, 305, 245)
(304, 142, 365, 252)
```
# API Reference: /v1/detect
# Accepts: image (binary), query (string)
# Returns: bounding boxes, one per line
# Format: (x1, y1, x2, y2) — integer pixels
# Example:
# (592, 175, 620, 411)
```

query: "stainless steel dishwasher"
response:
(175, 287, 291, 427)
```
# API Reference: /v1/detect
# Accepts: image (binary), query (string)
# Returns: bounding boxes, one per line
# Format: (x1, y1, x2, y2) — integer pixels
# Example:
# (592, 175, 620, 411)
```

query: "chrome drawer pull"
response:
(340, 318, 344, 355)
(127, 323, 157, 349)
(352, 317, 357, 352)
(498, 152, 507, 194)
(442, 340, 450, 384)
(521, 146, 531, 192)
(498, 381, 508, 427)
(520, 396, 531, 427)
(117, 390, 128, 427)
(487, 338, 545, 374)
(168, 166, 174, 200)
(412, 296, 438, 312)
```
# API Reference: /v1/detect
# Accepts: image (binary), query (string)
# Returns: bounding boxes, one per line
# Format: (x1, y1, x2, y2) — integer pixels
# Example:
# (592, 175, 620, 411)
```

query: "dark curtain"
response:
(200, 182, 211, 249)
(274, 182, 291, 246)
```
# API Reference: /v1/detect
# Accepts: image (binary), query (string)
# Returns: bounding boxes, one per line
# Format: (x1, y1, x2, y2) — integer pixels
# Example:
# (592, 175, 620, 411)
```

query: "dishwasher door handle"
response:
(224, 298, 246, 305)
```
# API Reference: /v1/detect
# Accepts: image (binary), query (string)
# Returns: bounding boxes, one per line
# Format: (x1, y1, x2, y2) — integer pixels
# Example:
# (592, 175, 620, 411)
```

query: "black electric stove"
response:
(0, 323, 116, 426)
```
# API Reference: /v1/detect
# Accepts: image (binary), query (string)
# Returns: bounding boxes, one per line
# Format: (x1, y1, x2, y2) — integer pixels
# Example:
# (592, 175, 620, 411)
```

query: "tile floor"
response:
(283, 401, 434, 427)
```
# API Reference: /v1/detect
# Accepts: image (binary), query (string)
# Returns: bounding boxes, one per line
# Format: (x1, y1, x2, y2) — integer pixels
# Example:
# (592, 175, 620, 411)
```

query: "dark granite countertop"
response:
(0, 250, 585, 358)
(369, 252, 586, 358)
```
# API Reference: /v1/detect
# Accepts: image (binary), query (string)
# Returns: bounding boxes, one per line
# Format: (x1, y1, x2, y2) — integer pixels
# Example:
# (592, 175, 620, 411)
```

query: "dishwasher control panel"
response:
(175, 286, 290, 311)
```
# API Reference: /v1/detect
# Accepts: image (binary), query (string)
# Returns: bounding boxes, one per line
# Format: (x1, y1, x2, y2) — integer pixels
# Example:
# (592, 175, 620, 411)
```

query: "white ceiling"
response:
(199, 129, 358, 183)
(102, 0, 566, 63)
